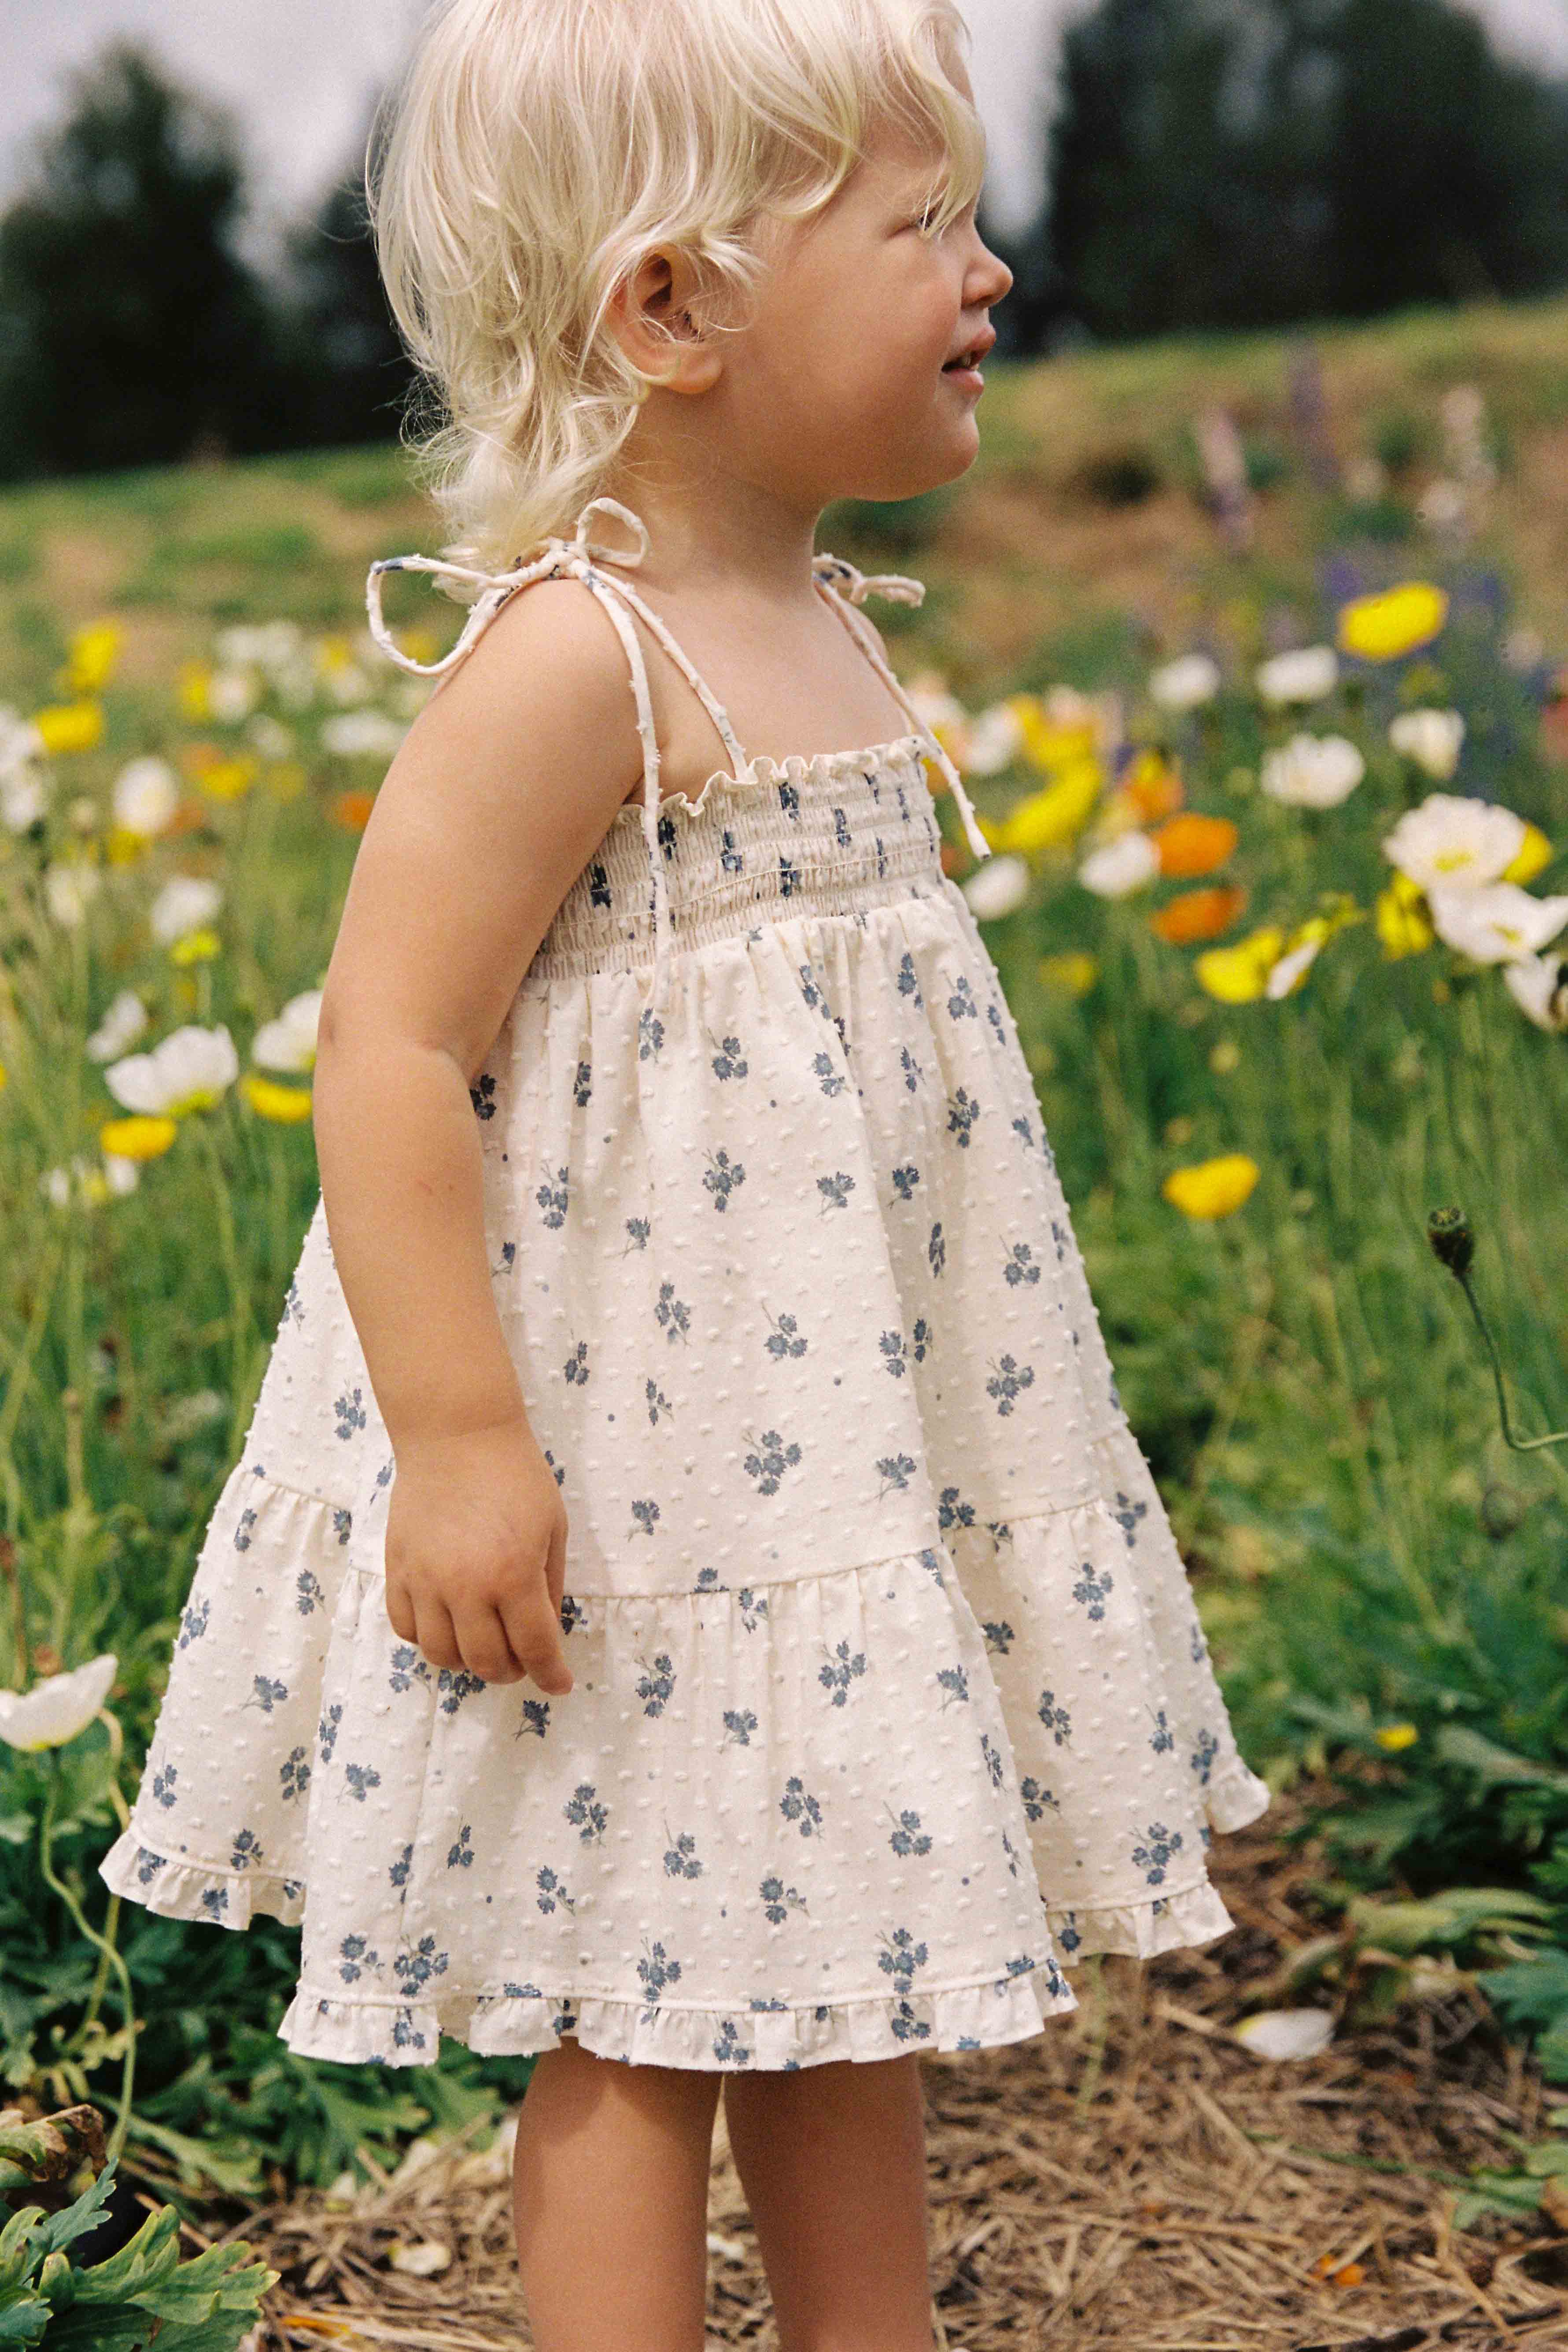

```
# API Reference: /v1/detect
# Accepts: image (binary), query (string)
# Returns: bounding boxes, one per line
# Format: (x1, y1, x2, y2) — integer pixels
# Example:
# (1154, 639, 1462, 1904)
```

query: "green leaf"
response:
(1346, 1886, 1555, 1955)
(120, 2116, 263, 2200)
(1479, 1948, 1568, 2028)
(30, 2157, 120, 2261)
(0, 2293, 52, 2348)
(1433, 1725, 1568, 1795)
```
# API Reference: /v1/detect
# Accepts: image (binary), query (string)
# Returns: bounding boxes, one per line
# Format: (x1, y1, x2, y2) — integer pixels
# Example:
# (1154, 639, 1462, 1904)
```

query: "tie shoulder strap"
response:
(810, 552, 926, 609)
(364, 496, 653, 679)
(810, 549, 991, 866)
(363, 495, 683, 1018)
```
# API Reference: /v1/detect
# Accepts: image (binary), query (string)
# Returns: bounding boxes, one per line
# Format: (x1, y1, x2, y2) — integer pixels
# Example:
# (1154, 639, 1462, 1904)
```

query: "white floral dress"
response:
(101, 497, 1270, 2073)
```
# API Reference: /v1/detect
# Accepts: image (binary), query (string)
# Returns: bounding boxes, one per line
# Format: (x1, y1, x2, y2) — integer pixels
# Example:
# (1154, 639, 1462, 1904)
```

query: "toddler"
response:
(103, 1, 1270, 2345)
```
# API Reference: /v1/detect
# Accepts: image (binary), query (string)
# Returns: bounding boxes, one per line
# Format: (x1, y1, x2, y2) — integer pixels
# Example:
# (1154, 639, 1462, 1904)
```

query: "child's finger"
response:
(542, 1507, 568, 1614)
(498, 1581, 572, 1697)
(414, 1595, 463, 1676)
(449, 1598, 524, 1685)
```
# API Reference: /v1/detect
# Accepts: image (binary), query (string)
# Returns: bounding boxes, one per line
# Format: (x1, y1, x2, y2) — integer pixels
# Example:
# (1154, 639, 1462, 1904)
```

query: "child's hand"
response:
(383, 1415, 574, 1696)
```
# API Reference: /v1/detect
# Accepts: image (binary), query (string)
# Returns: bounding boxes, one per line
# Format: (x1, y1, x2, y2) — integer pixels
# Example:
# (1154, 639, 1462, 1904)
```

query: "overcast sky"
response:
(1, 0, 1566, 247)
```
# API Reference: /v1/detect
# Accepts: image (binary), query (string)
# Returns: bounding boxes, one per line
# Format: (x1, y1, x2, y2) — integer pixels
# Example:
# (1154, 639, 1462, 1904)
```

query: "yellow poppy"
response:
(0, 1060, 7, 1093)
(315, 633, 355, 676)
(1374, 1723, 1419, 1752)
(61, 622, 123, 696)
(980, 761, 1103, 856)
(1151, 812, 1238, 878)
(1162, 1153, 1261, 1220)
(170, 929, 221, 966)
(99, 1115, 178, 1162)
(177, 662, 213, 721)
(1501, 822, 1553, 886)
(1014, 700, 1098, 775)
(1037, 951, 1098, 996)
(193, 753, 258, 803)
(1336, 582, 1448, 662)
(395, 626, 443, 667)
(33, 702, 105, 755)
(1194, 926, 1287, 1001)
(105, 827, 150, 869)
(1152, 885, 1248, 946)
(265, 760, 308, 802)
(241, 1072, 314, 1124)
(1374, 870, 1434, 958)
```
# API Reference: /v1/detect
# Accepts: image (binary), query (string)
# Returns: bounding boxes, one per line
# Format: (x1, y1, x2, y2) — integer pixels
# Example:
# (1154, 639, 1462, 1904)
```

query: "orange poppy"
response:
(1150, 812, 1238, 878)
(1151, 885, 1248, 945)
(330, 789, 376, 832)
(1121, 750, 1184, 823)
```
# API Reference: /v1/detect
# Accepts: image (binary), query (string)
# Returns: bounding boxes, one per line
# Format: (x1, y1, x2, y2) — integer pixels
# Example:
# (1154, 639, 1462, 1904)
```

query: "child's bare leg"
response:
(722, 2053, 937, 2352)
(511, 2034, 722, 2352)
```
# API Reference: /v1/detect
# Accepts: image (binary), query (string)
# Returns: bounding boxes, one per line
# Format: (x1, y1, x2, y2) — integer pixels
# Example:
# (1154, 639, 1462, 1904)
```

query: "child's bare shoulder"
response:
(409, 572, 645, 816)
(320, 575, 646, 1078)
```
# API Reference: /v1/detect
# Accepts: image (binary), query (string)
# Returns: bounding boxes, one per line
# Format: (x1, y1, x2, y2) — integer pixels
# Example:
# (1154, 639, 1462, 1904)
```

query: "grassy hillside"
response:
(1, 292, 1566, 708)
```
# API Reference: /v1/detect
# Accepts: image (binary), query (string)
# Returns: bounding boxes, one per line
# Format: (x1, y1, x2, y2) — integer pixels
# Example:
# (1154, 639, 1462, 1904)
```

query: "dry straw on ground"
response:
(184, 1798, 1567, 2351)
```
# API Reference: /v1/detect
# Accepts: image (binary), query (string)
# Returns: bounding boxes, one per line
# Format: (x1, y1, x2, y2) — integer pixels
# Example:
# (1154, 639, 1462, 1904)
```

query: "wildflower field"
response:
(4, 292, 1568, 2233)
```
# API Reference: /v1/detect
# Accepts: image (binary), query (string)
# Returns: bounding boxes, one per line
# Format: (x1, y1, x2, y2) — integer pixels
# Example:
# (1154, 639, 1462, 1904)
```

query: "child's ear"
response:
(608, 246, 723, 398)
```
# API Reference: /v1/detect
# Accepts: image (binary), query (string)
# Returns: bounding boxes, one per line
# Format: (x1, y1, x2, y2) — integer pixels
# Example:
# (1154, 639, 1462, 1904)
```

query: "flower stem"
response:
(1452, 1265, 1568, 1455)
(38, 1755, 137, 2164)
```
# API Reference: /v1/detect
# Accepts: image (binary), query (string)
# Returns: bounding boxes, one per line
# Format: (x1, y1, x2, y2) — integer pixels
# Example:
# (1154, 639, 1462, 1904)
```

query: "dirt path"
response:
(214, 1802, 1567, 2351)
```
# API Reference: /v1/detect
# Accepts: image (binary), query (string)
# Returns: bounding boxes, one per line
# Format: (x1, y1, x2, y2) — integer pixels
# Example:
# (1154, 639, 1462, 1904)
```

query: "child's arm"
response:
(311, 580, 643, 1687)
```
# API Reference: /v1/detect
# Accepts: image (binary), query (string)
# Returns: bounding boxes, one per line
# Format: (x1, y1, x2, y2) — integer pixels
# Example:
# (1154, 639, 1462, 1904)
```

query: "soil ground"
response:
(200, 1791, 1567, 2352)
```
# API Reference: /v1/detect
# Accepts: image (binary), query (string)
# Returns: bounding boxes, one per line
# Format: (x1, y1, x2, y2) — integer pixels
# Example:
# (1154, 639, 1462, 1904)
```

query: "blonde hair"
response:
(366, 0, 985, 583)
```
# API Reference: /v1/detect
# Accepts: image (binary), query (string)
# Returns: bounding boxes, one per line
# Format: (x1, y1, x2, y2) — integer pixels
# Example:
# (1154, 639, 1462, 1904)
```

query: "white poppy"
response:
(1259, 733, 1365, 809)
(1503, 952, 1568, 1031)
(208, 668, 261, 724)
(150, 874, 223, 945)
(86, 988, 150, 1062)
(320, 710, 407, 759)
(275, 657, 320, 712)
(1381, 794, 1527, 893)
(1234, 2008, 1335, 2061)
(0, 705, 45, 771)
(216, 619, 304, 675)
(961, 703, 1025, 776)
(961, 854, 1030, 920)
(1388, 709, 1465, 782)
(252, 989, 324, 1073)
(0, 1654, 118, 1751)
(1079, 830, 1160, 897)
(112, 755, 181, 837)
(325, 662, 375, 709)
(1149, 654, 1221, 711)
(1417, 479, 1467, 531)
(104, 1023, 240, 1116)
(1265, 936, 1324, 999)
(2, 768, 48, 830)
(43, 864, 103, 927)
(160, 1388, 228, 1440)
(1427, 882, 1568, 965)
(904, 678, 969, 738)
(1255, 646, 1338, 706)
(247, 714, 296, 761)
(39, 1153, 132, 1208)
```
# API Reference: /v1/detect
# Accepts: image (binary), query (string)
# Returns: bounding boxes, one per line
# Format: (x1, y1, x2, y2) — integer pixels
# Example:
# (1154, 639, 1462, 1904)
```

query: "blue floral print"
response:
(100, 619, 1269, 2077)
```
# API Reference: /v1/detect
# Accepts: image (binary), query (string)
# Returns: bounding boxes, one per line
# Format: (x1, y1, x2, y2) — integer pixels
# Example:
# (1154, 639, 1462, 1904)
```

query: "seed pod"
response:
(1427, 1206, 1475, 1278)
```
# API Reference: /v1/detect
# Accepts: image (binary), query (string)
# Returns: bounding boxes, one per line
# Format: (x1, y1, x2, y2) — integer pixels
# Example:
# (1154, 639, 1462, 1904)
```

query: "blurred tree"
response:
(283, 143, 416, 450)
(1046, 0, 1568, 340)
(0, 43, 295, 478)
